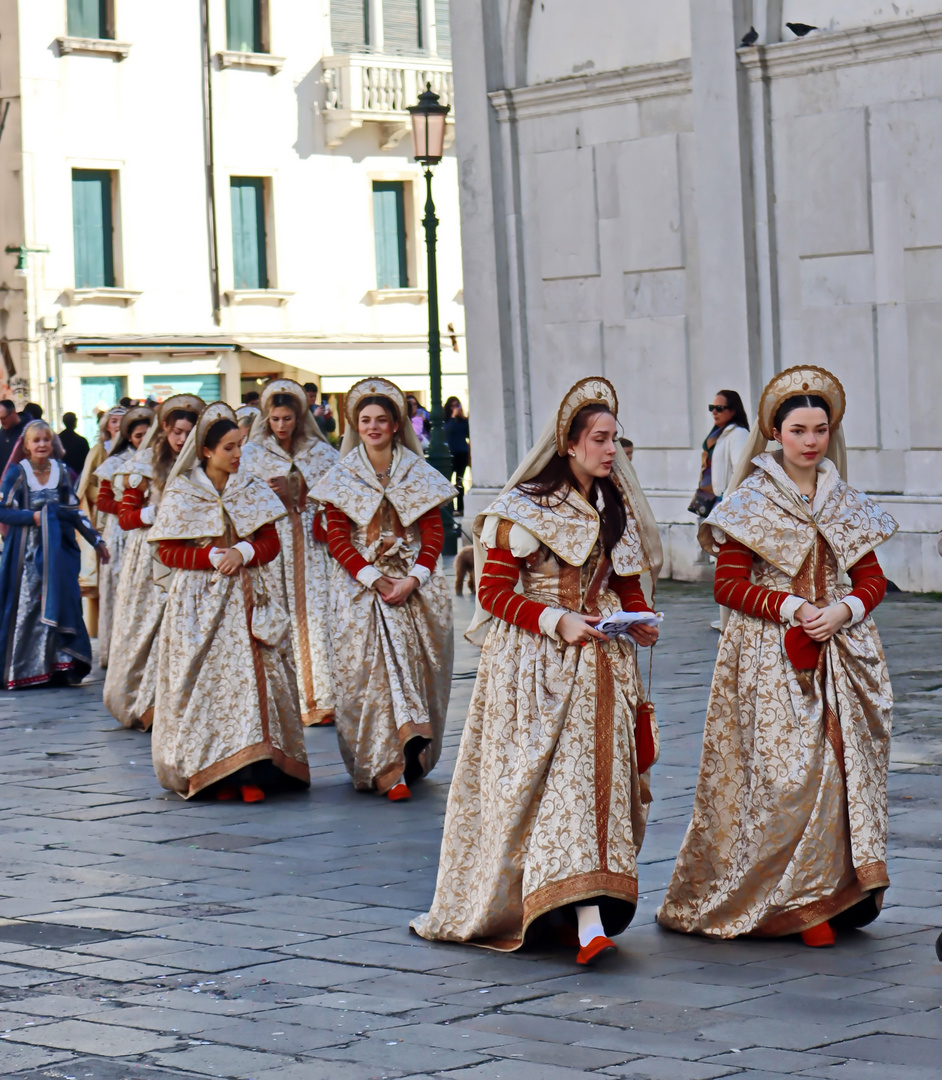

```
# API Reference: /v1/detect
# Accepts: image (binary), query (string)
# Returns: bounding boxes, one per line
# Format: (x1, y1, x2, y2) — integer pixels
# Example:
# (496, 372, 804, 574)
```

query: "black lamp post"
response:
(408, 83, 458, 555)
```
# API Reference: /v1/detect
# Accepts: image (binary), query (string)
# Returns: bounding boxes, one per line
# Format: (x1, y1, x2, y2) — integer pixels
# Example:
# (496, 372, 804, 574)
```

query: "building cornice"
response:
(217, 50, 285, 74)
(489, 59, 691, 123)
(738, 14, 942, 81)
(55, 37, 131, 61)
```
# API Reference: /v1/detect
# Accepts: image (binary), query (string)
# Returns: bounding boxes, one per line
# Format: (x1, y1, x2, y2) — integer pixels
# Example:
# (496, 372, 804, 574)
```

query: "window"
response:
(67, 0, 112, 39)
(435, 0, 451, 58)
(72, 169, 115, 288)
(226, 0, 266, 53)
(372, 181, 408, 289)
(143, 374, 221, 402)
(383, 0, 422, 55)
(230, 178, 269, 289)
(80, 375, 123, 442)
(331, 0, 370, 52)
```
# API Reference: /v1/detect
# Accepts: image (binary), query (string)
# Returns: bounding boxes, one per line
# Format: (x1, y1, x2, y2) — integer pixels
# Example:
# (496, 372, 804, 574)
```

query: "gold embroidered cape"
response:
(659, 453, 896, 938)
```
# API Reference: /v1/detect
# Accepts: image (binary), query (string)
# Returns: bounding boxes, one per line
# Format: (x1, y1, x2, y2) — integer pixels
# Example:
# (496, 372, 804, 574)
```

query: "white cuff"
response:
(779, 594, 807, 626)
(538, 607, 569, 641)
(356, 565, 383, 588)
(208, 547, 225, 570)
(409, 564, 431, 588)
(842, 595, 866, 627)
(234, 541, 255, 566)
(139, 504, 157, 526)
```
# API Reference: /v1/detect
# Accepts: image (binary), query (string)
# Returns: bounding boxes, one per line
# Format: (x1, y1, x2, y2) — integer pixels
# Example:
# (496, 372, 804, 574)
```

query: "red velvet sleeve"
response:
(477, 547, 546, 635)
(158, 539, 214, 570)
(415, 508, 445, 572)
(325, 504, 369, 580)
(96, 479, 121, 517)
(609, 573, 653, 613)
(311, 509, 329, 544)
(846, 551, 886, 615)
(713, 538, 791, 622)
(248, 521, 280, 566)
(118, 483, 148, 531)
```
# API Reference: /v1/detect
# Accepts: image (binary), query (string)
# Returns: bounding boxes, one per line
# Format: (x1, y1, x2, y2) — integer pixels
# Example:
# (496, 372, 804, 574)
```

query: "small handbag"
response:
(249, 573, 291, 647)
(687, 490, 718, 518)
(784, 625, 821, 671)
(635, 642, 659, 775)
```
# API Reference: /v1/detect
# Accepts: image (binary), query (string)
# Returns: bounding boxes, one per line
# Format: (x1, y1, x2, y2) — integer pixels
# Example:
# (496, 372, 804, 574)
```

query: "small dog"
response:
(455, 545, 476, 596)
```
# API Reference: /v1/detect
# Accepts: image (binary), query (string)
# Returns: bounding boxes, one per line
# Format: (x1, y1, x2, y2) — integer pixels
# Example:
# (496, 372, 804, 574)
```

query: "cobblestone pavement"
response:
(0, 573, 939, 1080)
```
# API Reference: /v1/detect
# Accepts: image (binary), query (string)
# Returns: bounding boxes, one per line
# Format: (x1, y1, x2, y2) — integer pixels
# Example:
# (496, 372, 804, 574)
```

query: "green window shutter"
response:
(330, 0, 370, 53)
(434, 0, 451, 58)
(67, 0, 108, 38)
(383, 0, 423, 55)
(372, 182, 407, 289)
(226, 0, 261, 52)
(72, 170, 114, 289)
(231, 178, 268, 290)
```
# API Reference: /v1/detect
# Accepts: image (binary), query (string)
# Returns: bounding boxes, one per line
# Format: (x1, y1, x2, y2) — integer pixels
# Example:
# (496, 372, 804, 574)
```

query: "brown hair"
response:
(268, 392, 306, 453)
(772, 394, 831, 433)
(153, 408, 198, 492)
(521, 404, 627, 556)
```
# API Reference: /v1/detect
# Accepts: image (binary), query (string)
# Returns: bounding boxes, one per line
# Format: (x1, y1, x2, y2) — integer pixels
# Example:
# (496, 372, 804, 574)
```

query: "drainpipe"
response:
(200, 0, 222, 326)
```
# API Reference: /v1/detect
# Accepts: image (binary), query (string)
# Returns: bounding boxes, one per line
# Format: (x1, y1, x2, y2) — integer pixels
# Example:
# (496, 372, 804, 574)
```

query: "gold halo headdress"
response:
(757, 365, 845, 439)
(339, 376, 424, 458)
(555, 377, 619, 454)
(250, 378, 330, 446)
(165, 401, 236, 488)
(157, 394, 204, 427)
(119, 405, 155, 442)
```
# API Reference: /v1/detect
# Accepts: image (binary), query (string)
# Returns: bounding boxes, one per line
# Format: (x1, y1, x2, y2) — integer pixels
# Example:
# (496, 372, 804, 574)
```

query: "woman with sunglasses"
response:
(688, 391, 750, 519)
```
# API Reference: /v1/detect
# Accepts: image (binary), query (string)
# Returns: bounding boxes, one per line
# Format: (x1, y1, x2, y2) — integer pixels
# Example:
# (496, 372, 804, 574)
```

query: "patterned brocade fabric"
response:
(325, 505, 444, 580)
(157, 521, 280, 571)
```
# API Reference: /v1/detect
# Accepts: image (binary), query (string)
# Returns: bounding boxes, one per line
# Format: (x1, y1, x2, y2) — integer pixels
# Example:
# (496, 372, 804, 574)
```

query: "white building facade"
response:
(0, 0, 466, 442)
(452, 1, 942, 591)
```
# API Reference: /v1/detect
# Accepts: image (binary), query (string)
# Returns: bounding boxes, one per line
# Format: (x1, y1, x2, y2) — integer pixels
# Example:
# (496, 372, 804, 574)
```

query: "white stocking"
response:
(575, 904, 605, 947)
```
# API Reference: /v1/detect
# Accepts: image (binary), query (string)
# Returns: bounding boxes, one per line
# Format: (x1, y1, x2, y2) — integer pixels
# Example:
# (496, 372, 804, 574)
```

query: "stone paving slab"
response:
(0, 575, 939, 1080)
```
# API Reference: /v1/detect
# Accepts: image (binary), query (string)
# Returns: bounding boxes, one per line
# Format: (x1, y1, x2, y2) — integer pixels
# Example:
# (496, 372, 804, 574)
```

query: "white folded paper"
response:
(596, 610, 664, 637)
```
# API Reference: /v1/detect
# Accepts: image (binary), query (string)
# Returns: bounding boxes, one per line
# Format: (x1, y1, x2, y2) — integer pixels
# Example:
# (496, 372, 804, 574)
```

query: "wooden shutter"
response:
(373, 182, 407, 289)
(435, 0, 451, 58)
(226, 0, 261, 52)
(231, 178, 268, 290)
(383, 0, 422, 55)
(67, 0, 108, 39)
(331, 0, 369, 53)
(72, 170, 114, 289)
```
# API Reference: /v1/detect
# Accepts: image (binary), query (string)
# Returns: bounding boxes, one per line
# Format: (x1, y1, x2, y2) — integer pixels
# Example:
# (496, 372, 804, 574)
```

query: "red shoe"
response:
(216, 786, 238, 801)
(576, 936, 617, 966)
(240, 785, 266, 803)
(801, 922, 836, 947)
(387, 783, 411, 802)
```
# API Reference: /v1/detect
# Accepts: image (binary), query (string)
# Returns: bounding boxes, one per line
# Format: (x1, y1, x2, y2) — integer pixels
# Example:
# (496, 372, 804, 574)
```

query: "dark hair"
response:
(62, 412, 77, 428)
(772, 394, 831, 433)
(268, 393, 305, 451)
(153, 408, 199, 491)
(128, 418, 151, 438)
(619, 437, 633, 449)
(444, 395, 461, 415)
(356, 394, 400, 435)
(202, 418, 239, 454)
(303, 382, 318, 394)
(521, 404, 627, 557)
(24, 402, 43, 420)
(242, 390, 261, 405)
(0, 399, 14, 415)
(716, 390, 749, 429)
(119, 397, 132, 408)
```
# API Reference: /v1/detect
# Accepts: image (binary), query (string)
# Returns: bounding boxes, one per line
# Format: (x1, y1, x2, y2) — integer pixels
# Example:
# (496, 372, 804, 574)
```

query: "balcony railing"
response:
(322, 54, 454, 150)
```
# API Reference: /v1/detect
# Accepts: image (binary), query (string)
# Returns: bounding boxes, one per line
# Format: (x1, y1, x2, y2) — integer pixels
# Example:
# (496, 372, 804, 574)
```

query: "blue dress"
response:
(0, 460, 101, 689)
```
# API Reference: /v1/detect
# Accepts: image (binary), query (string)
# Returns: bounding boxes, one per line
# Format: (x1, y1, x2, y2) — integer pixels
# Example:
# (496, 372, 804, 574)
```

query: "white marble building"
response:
(0, 0, 465, 441)
(452, 1, 942, 590)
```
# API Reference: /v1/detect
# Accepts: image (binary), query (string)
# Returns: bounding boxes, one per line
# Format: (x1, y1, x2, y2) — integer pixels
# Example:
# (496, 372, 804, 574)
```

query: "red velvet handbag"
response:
(784, 625, 821, 671)
(635, 644, 659, 774)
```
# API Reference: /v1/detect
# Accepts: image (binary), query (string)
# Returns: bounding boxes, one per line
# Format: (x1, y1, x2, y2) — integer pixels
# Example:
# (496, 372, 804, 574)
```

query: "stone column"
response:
(688, 0, 761, 406)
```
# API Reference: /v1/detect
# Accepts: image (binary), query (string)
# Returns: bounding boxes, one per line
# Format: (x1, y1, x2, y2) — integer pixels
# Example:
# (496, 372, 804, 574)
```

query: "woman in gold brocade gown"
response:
(310, 378, 455, 801)
(241, 380, 338, 726)
(658, 366, 897, 948)
(93, 407, 154, 668)
(103, 395, 203, 730)
(148, 403, 308, 802)
(412, 378, 663, 966)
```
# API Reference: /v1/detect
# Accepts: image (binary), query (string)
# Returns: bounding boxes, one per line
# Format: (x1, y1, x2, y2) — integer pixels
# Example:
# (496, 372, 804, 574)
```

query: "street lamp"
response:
(408, 83, 459, 555)
(5, 243, 50, 277)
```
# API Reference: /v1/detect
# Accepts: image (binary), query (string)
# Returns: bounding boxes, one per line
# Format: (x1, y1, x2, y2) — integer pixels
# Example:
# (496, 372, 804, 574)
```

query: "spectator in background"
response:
(59, 413, 90, 477)
(242, 390, 261, 409)
(119, 397, 133, 408)
(304, 382, 336, 436)
(0, 400, 25, 476)
(618, 437, 634, 462)
(22, 403, 43, 421)
(405, 394, 430, 451)
(443, 398, 470, 516)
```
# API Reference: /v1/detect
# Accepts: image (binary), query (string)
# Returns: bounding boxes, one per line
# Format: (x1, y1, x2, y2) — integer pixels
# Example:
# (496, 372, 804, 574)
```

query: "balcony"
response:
(322, 54, 454, 150)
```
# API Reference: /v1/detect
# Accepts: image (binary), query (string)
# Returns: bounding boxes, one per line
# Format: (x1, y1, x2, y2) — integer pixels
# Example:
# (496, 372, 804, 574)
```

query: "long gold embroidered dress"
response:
(659, 381, 898, 939)
(412, 377, 664, 951)
(148, 411, 308, 799)
(240, 383, 339, 725)
(312, 441, 456, 793)
(93, 447, 133, 668)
